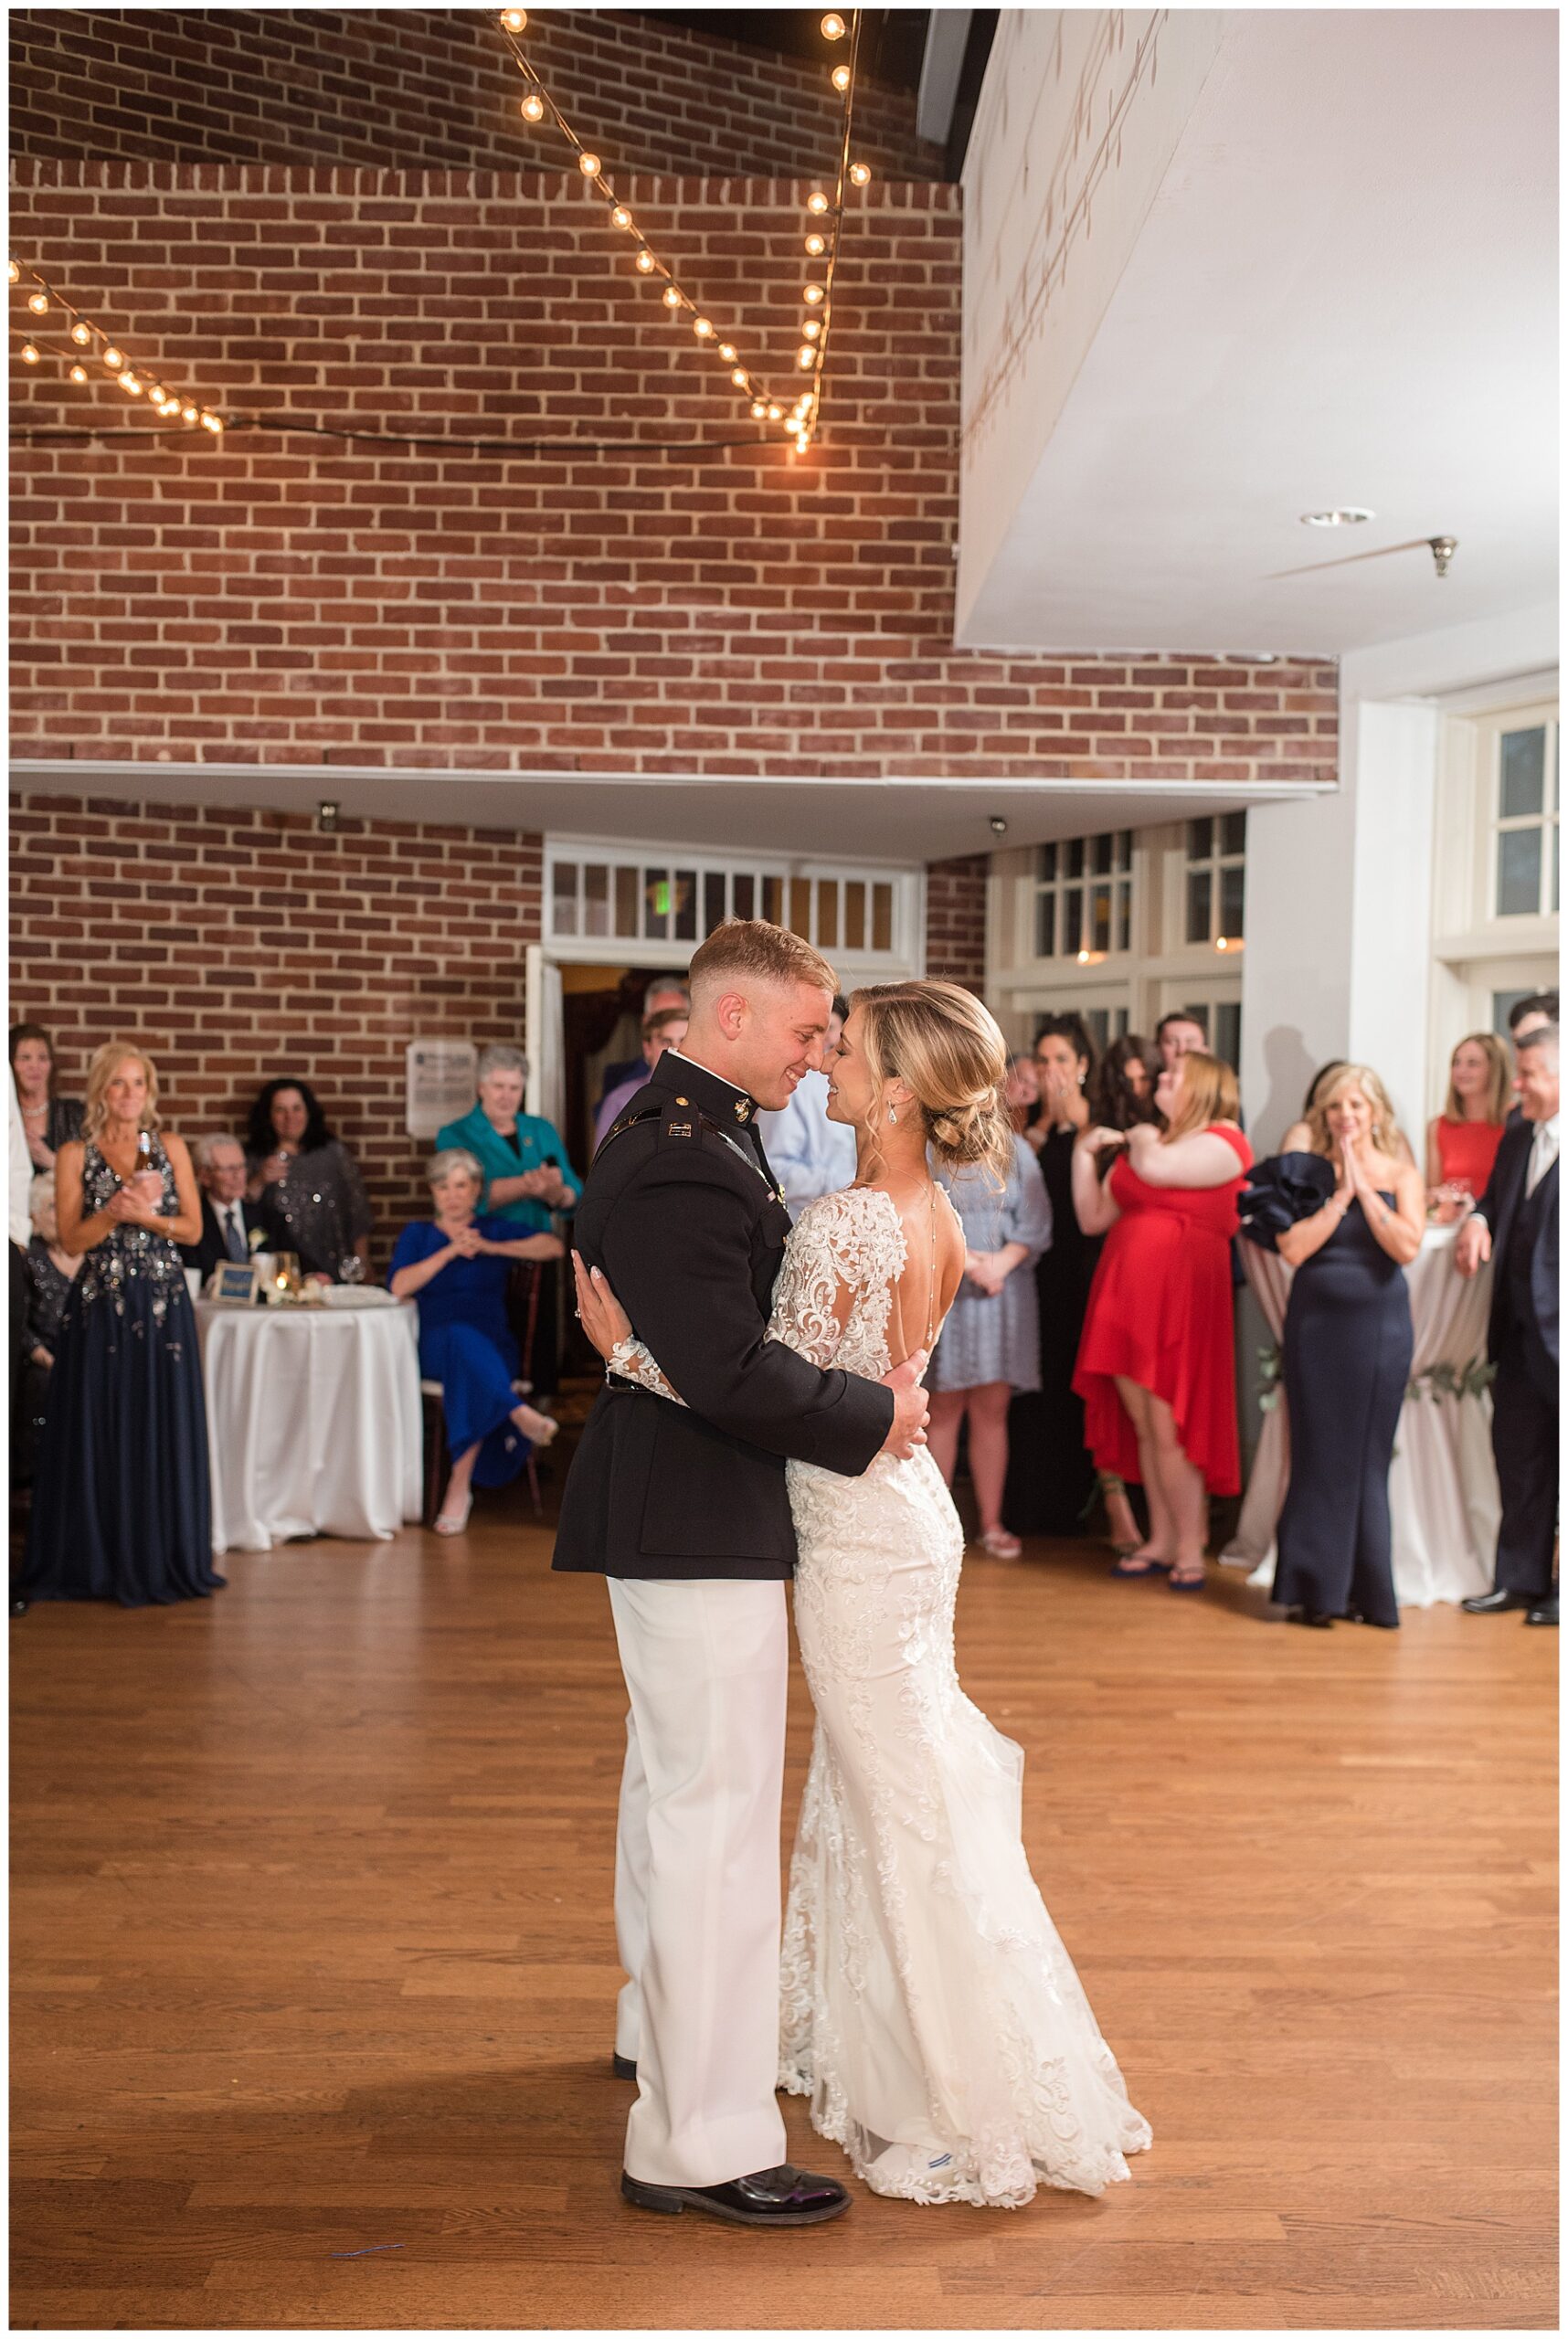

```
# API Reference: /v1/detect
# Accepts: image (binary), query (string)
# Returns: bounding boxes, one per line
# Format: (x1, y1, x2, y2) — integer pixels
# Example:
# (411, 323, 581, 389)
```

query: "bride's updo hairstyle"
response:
(853, 980, 1012, 1181)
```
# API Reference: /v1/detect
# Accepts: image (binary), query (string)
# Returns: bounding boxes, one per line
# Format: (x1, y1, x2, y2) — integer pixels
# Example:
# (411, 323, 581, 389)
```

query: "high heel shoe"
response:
(434, 1491, 473, 1537)
(978, 1527, 1022, 1561)
(516, 1403, 559, 1448)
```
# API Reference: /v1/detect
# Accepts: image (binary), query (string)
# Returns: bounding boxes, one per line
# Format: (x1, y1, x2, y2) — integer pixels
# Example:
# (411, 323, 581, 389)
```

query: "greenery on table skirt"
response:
(1256, 1342, 1497, 1413)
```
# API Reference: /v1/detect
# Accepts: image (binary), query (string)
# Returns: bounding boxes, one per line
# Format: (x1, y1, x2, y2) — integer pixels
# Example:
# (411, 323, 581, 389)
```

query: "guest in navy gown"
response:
(1244, 1064, 1423, 1630)
(389, 1148, 566, 1535)
(25, 1040, 223, 1608)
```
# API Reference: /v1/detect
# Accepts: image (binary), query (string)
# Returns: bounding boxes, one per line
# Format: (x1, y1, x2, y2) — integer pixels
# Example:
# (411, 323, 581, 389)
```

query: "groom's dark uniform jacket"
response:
(1470, 1112, 1558, 1599)
(552, 1050, 893, 1581)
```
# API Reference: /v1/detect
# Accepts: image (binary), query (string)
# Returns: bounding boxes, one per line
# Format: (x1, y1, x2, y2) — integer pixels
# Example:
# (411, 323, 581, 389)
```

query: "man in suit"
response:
(596, 978, 692, 1117)
(555, 920, 927, 2229)
(1457, 1023, 1559, 1626)
(179, 1133, 263, 1283)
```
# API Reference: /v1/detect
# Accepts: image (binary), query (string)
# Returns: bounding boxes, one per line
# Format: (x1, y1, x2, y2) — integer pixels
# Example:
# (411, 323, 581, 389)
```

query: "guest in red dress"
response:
(1071, 1052, 1252, 1592)
(1425, 1033, 1510, 1218)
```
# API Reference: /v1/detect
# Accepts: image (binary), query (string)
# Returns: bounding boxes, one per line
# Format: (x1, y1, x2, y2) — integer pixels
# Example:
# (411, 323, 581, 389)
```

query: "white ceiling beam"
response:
(916, 6, 972, 146)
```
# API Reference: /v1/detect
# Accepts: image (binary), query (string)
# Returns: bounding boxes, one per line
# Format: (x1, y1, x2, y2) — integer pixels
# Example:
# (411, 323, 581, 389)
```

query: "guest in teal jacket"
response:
(434, 1045, 581, 1236)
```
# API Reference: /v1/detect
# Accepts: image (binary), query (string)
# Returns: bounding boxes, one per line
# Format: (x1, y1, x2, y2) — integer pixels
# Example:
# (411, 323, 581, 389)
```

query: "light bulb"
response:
(751, 400, 766, 418)
(768, 404, 782, 420)
(202, 412, 223, 432)
(718, 343, 736, 362)
(19, 342, 39, 364)
(122, 372, 143, 393)
(69, 363, 87, 383)
(70, 321, 90, 345)
(731, 367, 747, 387)
(501, 6, 527, 27)
(798, 345, 816, 368)
(805, 232, 826, 257)
(611, 205, 632, 229)
(662, 285, 682, 309)
(635, 249, 656, 273)
(692, 315, 714, 338)
(832, 64, 851, 91)
(807, 190, 831, 216)
(183, 404, 199, 422)
(849, 161, 871, 186)
(578, 152, 601, 176)
(27, 291, 48, 314)
(520, 92, 545, 122)
(821, 13, 846, 37)
(803, 282, 824, 304)
(803, 319, 821, 340)
(6, 260, 18, 283)
(103, 346, 124, 369)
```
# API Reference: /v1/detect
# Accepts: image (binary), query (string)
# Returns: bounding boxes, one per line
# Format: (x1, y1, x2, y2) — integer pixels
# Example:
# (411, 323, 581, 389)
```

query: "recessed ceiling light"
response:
(1299, 507, 1375, 527)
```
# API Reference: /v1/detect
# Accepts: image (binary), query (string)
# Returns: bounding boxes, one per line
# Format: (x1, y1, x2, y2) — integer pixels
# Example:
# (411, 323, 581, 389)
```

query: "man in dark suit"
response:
(555, 921, 926, 2230)
(1458, 1024, 1559, 1625)
(178, 1133, 263, 1283)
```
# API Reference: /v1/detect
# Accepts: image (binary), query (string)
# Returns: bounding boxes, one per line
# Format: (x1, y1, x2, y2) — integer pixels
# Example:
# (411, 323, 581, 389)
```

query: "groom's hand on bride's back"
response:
(879, 1351, 930, 1458)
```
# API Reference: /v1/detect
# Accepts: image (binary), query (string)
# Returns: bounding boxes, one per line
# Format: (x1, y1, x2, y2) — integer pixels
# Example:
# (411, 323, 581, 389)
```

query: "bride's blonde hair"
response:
(852, 980, 1012, 1181)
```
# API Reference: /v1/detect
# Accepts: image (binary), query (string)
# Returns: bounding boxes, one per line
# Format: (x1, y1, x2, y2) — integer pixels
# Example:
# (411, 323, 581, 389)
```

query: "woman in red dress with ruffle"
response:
(1071, 1053, 1252, 1591)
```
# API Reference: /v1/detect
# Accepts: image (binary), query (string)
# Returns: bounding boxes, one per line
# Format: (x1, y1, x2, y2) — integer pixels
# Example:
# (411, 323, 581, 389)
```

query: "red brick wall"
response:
(925, 855, 990, 991)
(7, 8, 945, 183)
(10, 790, 544, 1253)
(9, 164, 1336, 788)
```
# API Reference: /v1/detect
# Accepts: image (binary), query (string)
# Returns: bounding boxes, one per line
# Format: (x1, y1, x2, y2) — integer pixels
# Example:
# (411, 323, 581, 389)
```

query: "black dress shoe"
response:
(9, 1593, 27, 1618)
(611, 2051, 637, 2081)
(1525, 1598, 1559, 1627)
(621, 2162, 852, 2227)
(1287, 1606, 1334, 1629)
(1461, 1588, 1534, 1614)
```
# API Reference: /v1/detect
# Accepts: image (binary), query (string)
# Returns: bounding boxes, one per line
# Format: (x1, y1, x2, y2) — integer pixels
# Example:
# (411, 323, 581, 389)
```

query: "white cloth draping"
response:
(195, 1299, 423, 1553)
(1222, 1222, 1499, 1608)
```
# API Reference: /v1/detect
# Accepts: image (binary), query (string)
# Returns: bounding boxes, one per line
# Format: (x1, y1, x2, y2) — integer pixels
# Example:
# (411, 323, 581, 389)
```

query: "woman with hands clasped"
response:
(1072, 1052, 1253, 1592)
(25, 1041, 222, 1607)
(1242, 1064, 1421, 1629)
(389, 1148, 565, 1536)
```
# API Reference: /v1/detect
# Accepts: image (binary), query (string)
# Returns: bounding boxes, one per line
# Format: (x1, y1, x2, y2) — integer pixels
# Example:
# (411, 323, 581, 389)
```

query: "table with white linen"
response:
(195, 1294, 423, 1553)
(1221, 1222, 1500, 1607)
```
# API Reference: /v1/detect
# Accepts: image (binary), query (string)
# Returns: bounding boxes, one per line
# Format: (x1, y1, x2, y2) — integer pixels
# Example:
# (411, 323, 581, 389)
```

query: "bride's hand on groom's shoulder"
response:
(572, 1250, 631, 1359)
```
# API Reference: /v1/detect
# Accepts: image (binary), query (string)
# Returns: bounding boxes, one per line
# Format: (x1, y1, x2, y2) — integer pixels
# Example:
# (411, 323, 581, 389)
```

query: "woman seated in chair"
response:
(389, 1148, 565, 1536)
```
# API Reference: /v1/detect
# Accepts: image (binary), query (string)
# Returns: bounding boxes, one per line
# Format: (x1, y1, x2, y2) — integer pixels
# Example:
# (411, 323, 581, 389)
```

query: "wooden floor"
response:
(10, 1486, 1558, 2332)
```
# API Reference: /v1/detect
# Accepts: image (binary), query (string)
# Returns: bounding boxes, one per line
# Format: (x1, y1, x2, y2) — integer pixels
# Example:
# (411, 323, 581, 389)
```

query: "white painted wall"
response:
(1242, 599, 1559, 1151)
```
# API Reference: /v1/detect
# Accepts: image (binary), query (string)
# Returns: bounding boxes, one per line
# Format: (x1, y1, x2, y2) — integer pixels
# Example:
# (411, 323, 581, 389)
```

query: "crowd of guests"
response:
(9, 982, 1558, 1629)
(8, 1027, 583, 1607)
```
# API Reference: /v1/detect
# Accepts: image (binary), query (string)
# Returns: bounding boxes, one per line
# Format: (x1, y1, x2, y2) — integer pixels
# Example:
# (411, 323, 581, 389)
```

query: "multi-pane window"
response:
(1033, 831, 1132, 962)
(1493, 720, 1560, 917)
(1184, 813, 1246, 947)
(1172, 996, 1243, 1070)
(547, 849, 899, 958)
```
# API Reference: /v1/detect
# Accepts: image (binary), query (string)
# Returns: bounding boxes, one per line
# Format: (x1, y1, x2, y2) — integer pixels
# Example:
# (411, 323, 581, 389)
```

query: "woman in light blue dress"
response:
(926, 1131, 1053, 1559)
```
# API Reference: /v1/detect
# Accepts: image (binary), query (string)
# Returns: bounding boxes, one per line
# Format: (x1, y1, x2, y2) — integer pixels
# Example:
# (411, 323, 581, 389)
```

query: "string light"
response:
(802, 319, 821, 341)
(662, 285, 682, 310)
(501, 6, 527, 26)
(731, 367, 748, 387)
(610, 205, 633, 229)
(832, 65, 852, 92)
(821, 13, 846, 37)
(520, 92, 545, 122)
(849, 161, 871, 187)
(718, 343, 736, 363)
(805, 232, 826, 258)
(635, 249, 657, 273)
(803, 283, 825, 305)
(807, 190, 832, 216)
(11, 258, 223, 434)
(751, 399, 766, 417)
(692, 316, 714, 338)
(578, 151, 602, 176)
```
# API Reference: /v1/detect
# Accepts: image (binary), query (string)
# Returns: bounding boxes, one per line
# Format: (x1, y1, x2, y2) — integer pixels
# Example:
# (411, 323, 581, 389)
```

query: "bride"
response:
(576, 979, 1150, 2208)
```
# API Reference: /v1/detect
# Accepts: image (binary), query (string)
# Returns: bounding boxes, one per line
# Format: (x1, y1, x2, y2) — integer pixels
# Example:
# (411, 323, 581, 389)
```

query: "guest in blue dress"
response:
(1241, 1064, 1424, 1630)
(25, 1040, 223, 1608)
(927, 1130, 1053, 1561)
(389, 1148, 566, 1535)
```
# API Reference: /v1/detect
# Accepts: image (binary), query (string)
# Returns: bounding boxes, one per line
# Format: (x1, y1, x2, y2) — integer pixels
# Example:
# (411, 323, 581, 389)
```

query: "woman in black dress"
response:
(1242, 1064, 1423, 1629)
(10, 1023, 84, 1172)
(245, 1075, 372, 1283)
(25, 1041, 222, 1608)
(1005, 1015, 1099, 1535)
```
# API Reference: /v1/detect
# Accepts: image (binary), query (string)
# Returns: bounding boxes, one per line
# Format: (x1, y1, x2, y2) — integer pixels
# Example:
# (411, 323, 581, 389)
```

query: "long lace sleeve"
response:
(608, 1336, 685, 1407)
(768, 1189, 906, 1377)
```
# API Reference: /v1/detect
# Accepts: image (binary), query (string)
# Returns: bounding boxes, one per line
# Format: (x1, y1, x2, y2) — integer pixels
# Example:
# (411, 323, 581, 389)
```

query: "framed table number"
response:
(209, 1263, 262, 1307)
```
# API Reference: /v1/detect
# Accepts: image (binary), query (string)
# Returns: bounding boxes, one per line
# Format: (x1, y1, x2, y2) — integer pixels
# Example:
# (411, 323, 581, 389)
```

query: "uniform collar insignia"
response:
(654, 1047, 759, 1126)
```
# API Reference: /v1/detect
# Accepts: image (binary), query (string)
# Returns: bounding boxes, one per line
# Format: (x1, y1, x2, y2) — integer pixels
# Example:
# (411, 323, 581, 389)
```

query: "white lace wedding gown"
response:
(615, 1185, 1151, 2208)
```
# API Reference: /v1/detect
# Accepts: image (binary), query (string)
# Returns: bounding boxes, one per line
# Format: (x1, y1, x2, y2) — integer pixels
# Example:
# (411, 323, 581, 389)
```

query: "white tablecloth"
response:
(195, 1300, 423, 1553)
(1221, 1222, 1500, 1607)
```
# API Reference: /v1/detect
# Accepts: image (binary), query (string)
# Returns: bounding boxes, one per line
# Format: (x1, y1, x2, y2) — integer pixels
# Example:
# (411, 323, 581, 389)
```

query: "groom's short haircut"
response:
(688, 918, 838, 1002)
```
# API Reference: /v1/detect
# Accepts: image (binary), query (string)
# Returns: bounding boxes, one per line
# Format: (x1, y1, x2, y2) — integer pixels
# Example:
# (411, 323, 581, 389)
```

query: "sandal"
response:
(978, 1528, 1023, 1561)
(1168, 1566, 1206, 1592)
(516, 1403, 559, 1448)
(434, 1491, 473, 1537)
(1110, 1554, 1171, 1578)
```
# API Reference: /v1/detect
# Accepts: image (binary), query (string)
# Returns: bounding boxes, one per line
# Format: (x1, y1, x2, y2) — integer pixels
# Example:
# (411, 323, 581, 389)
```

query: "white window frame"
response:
(1029, 827, 1135, 968)
(541, 836, 926, 983)
(1176, 812, 1248, 952)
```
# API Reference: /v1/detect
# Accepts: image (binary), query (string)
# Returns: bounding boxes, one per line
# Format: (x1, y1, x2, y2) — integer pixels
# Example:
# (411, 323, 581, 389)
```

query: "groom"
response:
(554, 920, 929, 2227)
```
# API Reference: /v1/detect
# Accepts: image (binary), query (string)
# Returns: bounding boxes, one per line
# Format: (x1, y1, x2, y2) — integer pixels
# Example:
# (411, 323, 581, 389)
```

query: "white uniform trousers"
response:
(608, 1575, 790, 2189)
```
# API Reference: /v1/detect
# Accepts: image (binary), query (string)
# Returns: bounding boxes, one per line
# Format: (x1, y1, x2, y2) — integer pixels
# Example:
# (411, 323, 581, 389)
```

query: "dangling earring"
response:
(887, 1103, 898, 1125)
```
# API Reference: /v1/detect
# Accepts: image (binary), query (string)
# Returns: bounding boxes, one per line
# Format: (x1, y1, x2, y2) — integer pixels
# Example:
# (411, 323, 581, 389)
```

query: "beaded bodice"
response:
(75, 1136, 188, 1328)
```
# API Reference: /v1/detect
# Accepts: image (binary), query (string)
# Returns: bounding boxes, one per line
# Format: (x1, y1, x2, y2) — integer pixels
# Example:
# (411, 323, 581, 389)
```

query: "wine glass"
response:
(338, 1255, 366, 1286)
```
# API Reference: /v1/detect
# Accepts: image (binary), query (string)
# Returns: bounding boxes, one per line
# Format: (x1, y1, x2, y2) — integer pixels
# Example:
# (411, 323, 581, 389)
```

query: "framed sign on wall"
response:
(406, 1040, 479, 1139)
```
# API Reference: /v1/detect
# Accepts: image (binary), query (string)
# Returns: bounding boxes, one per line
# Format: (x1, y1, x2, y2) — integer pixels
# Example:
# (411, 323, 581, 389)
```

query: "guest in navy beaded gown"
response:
(1242, 1064, 1423, 1630)
(25, 1042, 222, 1608)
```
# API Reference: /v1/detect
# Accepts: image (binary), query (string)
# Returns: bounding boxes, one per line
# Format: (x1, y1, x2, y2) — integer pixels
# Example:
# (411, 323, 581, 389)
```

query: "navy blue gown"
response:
(25, 1138, 222, 1608)
(389, 1217, 533, 1489)
(1258, 1159, 1414, 1627)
